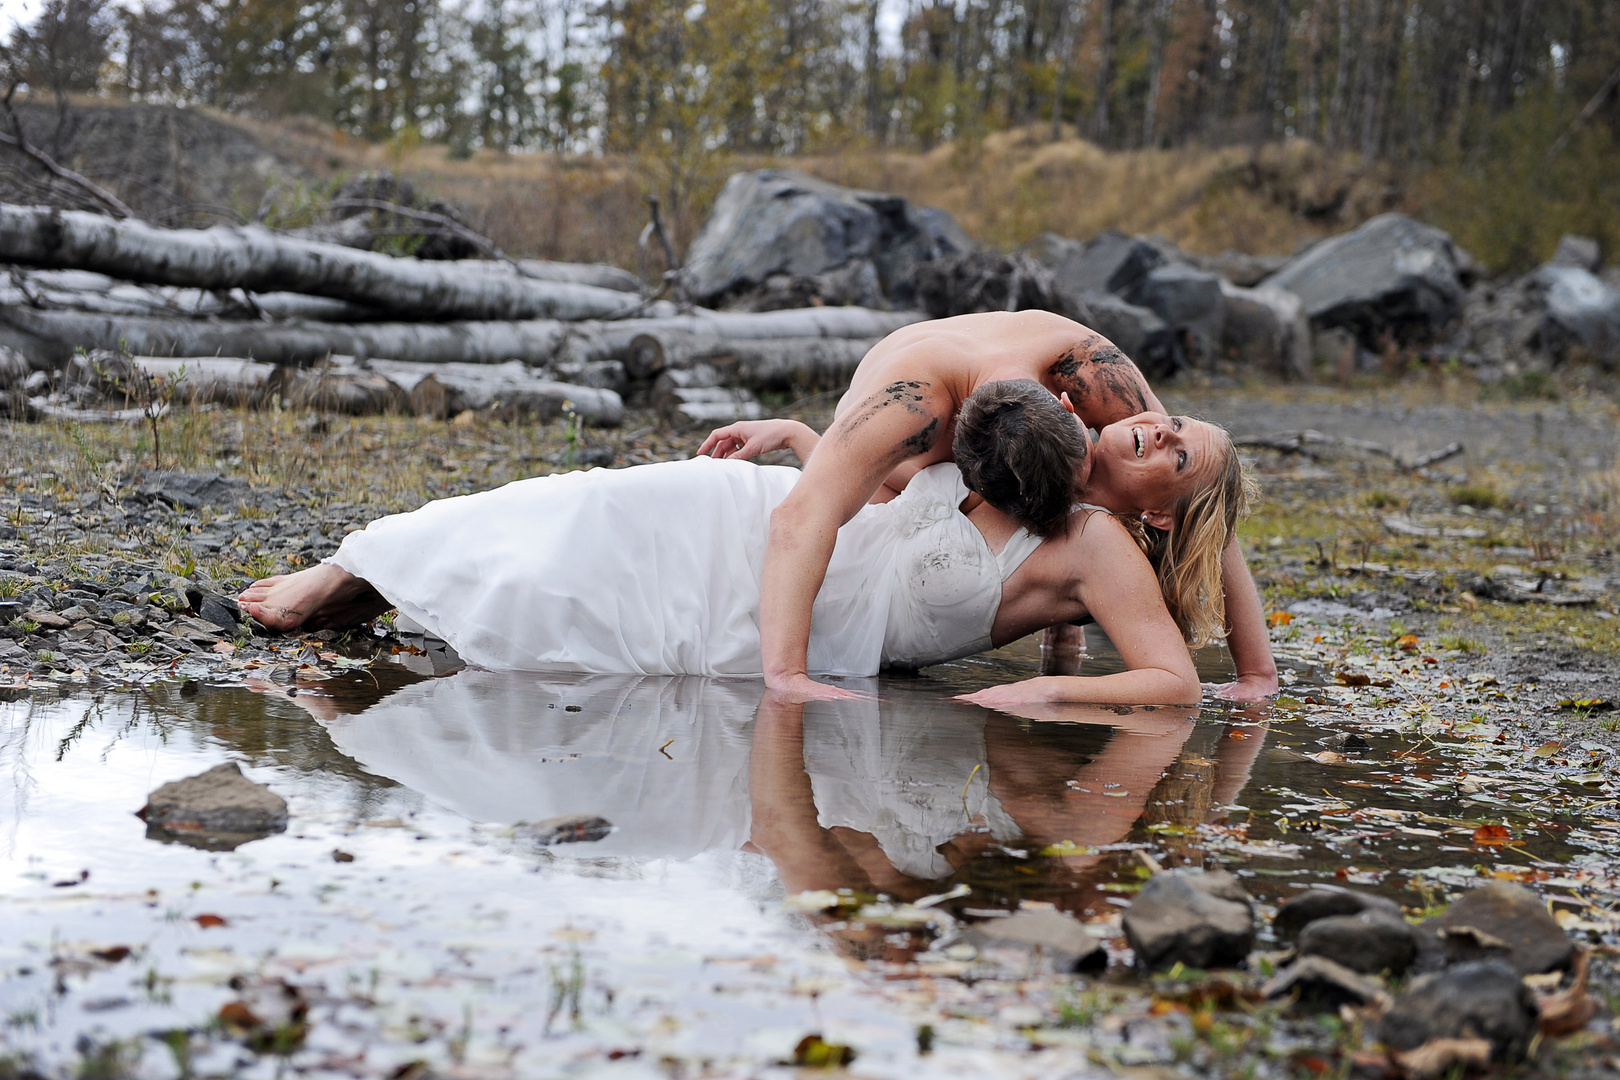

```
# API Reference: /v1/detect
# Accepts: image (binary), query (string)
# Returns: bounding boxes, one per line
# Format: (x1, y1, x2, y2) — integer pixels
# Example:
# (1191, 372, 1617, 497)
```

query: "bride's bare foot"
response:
(238, 564, 389, 633)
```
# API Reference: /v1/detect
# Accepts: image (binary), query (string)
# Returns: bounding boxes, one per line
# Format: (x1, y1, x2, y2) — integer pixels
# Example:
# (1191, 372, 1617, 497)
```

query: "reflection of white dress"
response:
(330, 457, 1042, 675)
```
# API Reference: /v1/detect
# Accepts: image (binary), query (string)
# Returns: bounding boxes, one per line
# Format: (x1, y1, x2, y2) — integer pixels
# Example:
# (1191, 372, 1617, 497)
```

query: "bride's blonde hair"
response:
(1115, 423, 1257, 648)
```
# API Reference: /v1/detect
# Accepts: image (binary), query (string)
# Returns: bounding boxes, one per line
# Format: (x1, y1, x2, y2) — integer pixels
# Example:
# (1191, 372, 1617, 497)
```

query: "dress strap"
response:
(1072, 502, 1112, 515)
(994, 527, 1044, 581)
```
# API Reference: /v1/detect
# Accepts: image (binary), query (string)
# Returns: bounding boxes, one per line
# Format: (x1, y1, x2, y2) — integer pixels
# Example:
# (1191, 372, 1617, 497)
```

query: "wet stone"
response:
(1377, 960, 1539, 1063)
(1422, 881, 1574, 975)
(195, 596, 240, 631)
(960, 908, 1107, 974)
(1296, 909, 1418, 975)
(515, 813, 614, 846)
(1123, 870, 1255, 971)
(137, 762, 288, 850)
(1273, 884, 1403, 940)
(1262, 954, 1386, 1011)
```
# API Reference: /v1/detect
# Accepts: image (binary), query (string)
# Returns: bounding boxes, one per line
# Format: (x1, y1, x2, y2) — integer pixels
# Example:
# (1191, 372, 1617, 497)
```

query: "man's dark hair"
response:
(953, 379, 1087, 538)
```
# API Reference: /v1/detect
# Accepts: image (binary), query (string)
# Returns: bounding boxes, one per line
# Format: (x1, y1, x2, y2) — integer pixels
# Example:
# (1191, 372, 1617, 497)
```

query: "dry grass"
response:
(234, 114, 1406, 267)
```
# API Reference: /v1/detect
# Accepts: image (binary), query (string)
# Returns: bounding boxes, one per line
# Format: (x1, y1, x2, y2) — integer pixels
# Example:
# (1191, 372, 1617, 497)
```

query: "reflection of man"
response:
(748, 690, 1268, 923)
(740, 310, 1276, 703)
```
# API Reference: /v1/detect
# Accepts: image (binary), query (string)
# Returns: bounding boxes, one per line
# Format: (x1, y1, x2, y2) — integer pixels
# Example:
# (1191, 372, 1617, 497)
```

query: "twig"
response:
(1235, 429, 1463, 471)
(325, 197, 534, 278)
(0, 84, 131, 219)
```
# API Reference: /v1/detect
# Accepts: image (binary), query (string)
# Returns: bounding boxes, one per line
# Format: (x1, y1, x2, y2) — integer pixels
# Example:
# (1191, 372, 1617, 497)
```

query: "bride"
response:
(238, 380, 1253, 706)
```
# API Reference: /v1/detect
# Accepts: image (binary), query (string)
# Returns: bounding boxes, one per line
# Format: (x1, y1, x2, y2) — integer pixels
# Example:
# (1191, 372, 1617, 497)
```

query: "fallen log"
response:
(366, 358, 623, 426)
(283, 364, 409, 415)
(0, 305, 913, 370)
(657, 384, 766, 428)
(626, 332, 874, 388)
(0, 203, 642, 322)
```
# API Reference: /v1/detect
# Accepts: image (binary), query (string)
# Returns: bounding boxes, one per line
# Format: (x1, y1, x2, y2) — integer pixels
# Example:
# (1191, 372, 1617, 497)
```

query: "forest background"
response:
(2, 0, 1618, 280)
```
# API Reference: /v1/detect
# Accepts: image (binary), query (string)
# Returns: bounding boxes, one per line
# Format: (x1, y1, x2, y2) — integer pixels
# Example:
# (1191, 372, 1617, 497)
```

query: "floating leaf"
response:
(1472, 824, 1512, 846)
(194, 913, 228, 928)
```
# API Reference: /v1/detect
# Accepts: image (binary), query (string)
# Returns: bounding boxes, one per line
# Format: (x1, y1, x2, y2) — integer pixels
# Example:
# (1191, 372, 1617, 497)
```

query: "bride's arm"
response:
(958, 520, 1200, 708)
(697, 419, 821, 464)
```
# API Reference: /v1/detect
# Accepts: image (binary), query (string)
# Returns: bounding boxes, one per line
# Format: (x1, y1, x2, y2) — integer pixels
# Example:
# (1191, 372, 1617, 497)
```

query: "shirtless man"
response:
(698, 309, 1278, 704)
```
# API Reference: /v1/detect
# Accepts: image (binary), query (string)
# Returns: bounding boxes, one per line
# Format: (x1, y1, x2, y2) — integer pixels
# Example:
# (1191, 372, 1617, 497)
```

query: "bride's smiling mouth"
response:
(1132, 426, 1145, 458)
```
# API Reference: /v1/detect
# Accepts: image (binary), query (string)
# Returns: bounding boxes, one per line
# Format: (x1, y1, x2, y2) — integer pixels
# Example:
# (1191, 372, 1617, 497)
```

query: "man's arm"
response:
(760, 377, 955, 700)
(1211, 537, 1279, 701)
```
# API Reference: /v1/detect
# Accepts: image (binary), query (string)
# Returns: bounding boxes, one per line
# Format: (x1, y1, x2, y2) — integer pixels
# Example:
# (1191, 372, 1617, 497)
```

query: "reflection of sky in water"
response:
(3, 633, 1614, 1075)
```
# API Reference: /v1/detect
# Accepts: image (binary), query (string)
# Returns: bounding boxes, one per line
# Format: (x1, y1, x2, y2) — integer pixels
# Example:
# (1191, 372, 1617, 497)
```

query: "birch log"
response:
(0, 204, 642, 321)
(0, 305, 915, 369)
(626, 331, 874, 388)
(366, 358, 623, 426)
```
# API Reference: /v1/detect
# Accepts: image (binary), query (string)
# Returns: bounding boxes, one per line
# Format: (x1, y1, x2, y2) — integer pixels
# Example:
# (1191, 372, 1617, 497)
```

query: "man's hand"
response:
(766, 671, 872, 703)
(1206, 672, 1279, 702)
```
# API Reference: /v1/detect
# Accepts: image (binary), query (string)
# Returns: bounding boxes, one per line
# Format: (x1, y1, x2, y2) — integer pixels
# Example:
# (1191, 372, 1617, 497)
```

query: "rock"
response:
(914, 250, 1067, 319)
(1123, 870, 1255, 971)
(1263, 213, 1473, 346)
(1219, 280, 1312, 378)
(1262, 954, 1386, 1010)
(24, 608, 69, 630)
(680, 169, 972, 310)
(1527, 264, 1620, 368)
(1078, 292, 1184, 380)
(1549, 234, 1600, 272)
(195, 596, 240, 631)
(1036, 229, 1167, 299)
(1297, 909, 1418, 975)
(961, 908, 1106, 974)
(1274, 885, 1403, 939)
(1423, 881, 1573, 975)
(1311, 325, 1378, 375)
(1130, 264, 1226, 366)
(137, 762, 288, 850)
(136, 471, 248, 511)
(1199, 250, 1289, 288)
(1377, 960, 1539, 1063)
(515, 813, 614, 846)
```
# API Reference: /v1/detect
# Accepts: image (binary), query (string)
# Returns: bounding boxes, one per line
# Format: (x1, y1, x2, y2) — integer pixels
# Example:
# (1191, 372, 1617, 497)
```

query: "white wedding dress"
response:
(329, 456, 1044, 676)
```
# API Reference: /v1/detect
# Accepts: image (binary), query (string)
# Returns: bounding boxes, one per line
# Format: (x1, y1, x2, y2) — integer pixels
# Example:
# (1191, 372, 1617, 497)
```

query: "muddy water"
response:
(2, 632, 1617, 1078)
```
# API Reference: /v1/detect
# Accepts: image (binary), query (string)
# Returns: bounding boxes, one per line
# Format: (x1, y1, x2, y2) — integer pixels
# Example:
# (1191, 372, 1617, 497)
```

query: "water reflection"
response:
(258, 663, 1265, 941)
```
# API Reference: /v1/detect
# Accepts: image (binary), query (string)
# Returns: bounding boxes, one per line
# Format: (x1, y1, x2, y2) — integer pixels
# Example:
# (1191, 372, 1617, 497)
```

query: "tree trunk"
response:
(0, 204, 642, 322)
(365, 358, 624, 426)
(1093, 0, 1118, 144)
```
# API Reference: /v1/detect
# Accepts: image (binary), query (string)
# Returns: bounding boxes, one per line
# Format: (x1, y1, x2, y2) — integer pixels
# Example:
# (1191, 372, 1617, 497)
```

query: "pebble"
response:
(1123, 870, 1255, 971)
(137, 762, 289, 850)
(1376, 960, 1539, 1063)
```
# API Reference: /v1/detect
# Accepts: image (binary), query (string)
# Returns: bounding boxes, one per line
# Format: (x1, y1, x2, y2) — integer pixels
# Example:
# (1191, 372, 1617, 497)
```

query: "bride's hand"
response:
(955, 677, 1064, 708)
(698, 420, 800, 460)
(765, 671, 871, 703)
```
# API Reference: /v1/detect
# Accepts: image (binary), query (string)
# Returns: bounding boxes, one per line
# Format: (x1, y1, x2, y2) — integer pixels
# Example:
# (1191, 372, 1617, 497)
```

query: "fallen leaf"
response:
(89, 946, 131, 963)
(1537, 948, 1597, 1037)
(1391, 1037, 1491, 1079)
(1557, 698, 1614, 711)
(1309, 751, 1349, 765)
(1472, 824, 1512, 846)
(194, 913, 228, 928)
(1267, 611, 1293, 627)
(1335, 670, 1372, 687)
(1532, 741, 1562, 758)
(211, 641, 236, 656)
(1396, 634, 1420, 652)
(790, 1034, 856, 1068)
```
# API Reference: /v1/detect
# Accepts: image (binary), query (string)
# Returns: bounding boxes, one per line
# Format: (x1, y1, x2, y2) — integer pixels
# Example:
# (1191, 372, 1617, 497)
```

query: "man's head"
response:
(953, 379, 1090, 538)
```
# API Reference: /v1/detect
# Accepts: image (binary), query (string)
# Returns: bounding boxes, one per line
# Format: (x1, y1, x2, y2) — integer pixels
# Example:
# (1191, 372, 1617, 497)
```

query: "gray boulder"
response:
(1079, 293, 1184, 380)
(1123, 870, 1255, 971)
(1262, 213, 1475, 346)
(1199, 250, 1290, 288)
(1262, 955, 1386, 1011)
(680, 169, 972, 311)
(0, 345, 29, 389)
(915, 251, 1067, 319)
(1036, 229, 1167, 301)
(1528, 263, 1620, 368)
(1218, 281, 1312, 378)
(136, 471, 249, 511)
(1549, 234, 1601, 272)
(1132, 264, 1226, 366)
(1377, 960, 1539, 1063)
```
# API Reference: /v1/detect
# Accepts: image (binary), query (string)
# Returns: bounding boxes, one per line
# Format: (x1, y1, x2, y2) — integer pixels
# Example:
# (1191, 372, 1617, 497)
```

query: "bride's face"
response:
(1093, 411, 1221, 515)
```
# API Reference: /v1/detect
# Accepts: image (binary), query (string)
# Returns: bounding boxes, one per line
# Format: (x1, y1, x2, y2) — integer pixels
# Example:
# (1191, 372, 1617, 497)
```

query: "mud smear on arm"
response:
(1047, 340, 1148, 418)
(833, 380, 943, 467)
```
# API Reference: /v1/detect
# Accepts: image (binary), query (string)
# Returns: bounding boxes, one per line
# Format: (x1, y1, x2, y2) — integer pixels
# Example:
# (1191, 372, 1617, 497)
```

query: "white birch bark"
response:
(0, 204, 642, 321)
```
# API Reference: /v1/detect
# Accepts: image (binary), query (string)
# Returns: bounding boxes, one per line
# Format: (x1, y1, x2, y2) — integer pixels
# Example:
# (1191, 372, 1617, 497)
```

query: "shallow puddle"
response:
(3, 624, 1617, 1077)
